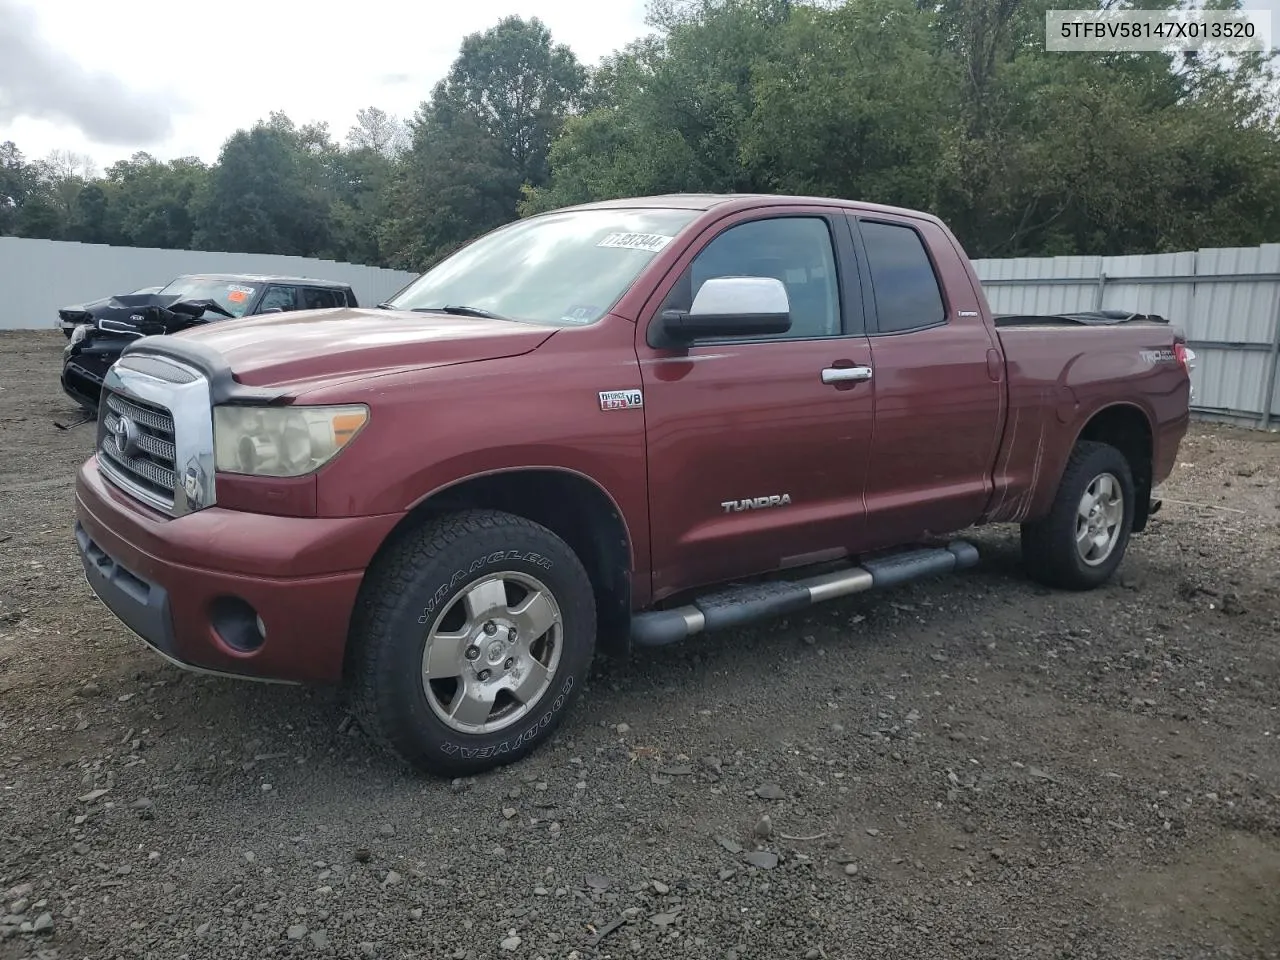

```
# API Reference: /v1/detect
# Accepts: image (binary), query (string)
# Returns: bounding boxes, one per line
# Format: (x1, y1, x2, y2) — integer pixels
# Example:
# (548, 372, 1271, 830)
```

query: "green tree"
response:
(0, 141, 36, 236)
(100, 152, 209, 249)
(433, 16, 587, 186)
(346, 106, 408, 158)
(382, 16, 585, 269)
(193, 113, 334, 256)
(742, 0, 950, 209)
(380, 104, 521, 270)
(523, 0, 793, 212)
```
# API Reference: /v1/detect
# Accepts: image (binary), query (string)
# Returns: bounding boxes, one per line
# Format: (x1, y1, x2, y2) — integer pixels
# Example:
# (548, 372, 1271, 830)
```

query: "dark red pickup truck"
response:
(73, 194, 1192, 775)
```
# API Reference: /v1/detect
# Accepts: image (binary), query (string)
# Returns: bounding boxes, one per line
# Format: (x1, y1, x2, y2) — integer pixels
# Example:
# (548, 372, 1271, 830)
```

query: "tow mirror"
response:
(660, 276, 791, 341)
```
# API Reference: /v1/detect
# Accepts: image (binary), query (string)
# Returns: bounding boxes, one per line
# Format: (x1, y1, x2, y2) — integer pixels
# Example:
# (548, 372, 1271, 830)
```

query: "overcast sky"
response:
(2, 0, 1277, 173)
(0, 0, 650, 171)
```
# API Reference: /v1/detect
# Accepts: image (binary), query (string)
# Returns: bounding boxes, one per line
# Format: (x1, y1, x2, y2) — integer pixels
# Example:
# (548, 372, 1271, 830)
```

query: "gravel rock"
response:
(585, 874, 612, 891)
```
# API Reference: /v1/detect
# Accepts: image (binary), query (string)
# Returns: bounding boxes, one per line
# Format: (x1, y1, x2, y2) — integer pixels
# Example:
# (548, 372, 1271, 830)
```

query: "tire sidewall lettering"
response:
(439, 676, 575, 760)
(417, 552, 555, 625)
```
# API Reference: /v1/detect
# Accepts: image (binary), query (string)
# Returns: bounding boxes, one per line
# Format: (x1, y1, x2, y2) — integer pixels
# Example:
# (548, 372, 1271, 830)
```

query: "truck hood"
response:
(166, 307, 557, 388)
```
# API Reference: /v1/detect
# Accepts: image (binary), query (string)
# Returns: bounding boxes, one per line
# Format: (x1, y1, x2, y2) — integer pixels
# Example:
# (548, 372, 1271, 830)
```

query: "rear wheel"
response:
(349, 509, 596, 776)
(1020, 440, 1135, 591)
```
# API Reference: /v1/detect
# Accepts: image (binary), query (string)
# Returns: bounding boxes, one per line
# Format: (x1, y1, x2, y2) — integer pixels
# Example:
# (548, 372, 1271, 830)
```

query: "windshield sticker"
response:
(226, 290, 249, 303)
(597, 232, 674, 254)
(560, 305, 601, 324)
(227, 283, 255, 295)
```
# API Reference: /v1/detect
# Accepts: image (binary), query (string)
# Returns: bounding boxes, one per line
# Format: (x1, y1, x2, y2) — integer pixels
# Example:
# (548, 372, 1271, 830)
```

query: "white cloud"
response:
(0, 0, 650, 168)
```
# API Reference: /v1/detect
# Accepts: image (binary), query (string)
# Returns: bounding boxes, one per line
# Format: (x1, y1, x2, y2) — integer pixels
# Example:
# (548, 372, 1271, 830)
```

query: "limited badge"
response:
(599, 389, 643, 411)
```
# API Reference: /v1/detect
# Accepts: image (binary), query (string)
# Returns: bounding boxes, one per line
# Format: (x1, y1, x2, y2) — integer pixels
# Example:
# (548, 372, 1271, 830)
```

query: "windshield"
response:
(386, 208, 700, 325)
(158, 277, 259, 318)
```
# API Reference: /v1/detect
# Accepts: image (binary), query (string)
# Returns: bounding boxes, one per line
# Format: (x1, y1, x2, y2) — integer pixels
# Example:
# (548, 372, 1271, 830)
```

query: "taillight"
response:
(1174, 342, 1195, 374)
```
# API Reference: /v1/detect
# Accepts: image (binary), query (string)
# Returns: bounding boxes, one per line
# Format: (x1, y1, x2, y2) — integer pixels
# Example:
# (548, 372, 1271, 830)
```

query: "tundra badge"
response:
(721, 494, 792, 514)
(599, 389, 643, 411)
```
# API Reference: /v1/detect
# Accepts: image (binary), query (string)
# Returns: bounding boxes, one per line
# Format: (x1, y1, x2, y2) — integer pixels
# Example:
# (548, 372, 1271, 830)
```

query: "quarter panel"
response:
(986, 325, 1190, 523)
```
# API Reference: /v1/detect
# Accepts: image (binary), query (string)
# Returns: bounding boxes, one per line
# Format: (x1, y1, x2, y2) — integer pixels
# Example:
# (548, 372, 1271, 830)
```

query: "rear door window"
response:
(858, 220, 946, 334)
(302, 288, 344, 310)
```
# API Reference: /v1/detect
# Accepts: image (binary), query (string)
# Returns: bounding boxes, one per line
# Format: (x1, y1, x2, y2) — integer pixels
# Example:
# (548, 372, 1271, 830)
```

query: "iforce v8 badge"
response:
(599, 389, 643, 411)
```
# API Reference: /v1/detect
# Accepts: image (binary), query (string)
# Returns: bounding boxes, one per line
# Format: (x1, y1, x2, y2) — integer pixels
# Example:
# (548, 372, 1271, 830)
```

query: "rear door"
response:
(636, 207, 877, 601)
(845, 213, 1005, 549)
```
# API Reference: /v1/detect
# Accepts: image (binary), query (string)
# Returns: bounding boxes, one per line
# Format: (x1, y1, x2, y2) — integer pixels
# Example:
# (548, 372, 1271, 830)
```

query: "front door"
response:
(636, 209, 877, 602)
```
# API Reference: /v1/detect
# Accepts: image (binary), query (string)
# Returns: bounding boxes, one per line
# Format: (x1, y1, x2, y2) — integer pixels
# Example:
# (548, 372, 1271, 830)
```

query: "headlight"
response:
(213, 404, 369, 477)
(70, 324, 89, 345)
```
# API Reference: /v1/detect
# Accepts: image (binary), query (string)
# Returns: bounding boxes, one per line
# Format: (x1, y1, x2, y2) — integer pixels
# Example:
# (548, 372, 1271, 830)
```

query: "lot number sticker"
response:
(597, 232, 674, 253)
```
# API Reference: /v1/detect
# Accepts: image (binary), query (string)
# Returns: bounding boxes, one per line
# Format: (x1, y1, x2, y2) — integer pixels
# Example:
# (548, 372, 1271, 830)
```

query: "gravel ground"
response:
(1, 329, 1278, 960)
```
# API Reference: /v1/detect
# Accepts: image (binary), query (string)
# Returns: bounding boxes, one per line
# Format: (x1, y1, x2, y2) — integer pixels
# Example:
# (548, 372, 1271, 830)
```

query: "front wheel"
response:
(1020, 440, 1136, 591)
(349, 509, 596, 776)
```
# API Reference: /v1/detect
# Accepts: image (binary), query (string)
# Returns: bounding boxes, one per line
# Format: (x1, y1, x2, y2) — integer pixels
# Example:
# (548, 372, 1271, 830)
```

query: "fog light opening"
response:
(210, 596, 267, 653)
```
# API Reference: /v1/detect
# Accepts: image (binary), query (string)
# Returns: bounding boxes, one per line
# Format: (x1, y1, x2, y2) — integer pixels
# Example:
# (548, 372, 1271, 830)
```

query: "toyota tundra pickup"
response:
(72, 194, 1192, 776)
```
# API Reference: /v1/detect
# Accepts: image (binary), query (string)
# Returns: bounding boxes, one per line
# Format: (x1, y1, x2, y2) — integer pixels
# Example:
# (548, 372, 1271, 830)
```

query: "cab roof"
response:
(556, 192, 942, 224)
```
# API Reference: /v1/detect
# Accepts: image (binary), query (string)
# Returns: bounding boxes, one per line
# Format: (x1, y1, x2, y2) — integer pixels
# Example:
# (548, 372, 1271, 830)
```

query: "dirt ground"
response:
(1, 329, 1278, 960)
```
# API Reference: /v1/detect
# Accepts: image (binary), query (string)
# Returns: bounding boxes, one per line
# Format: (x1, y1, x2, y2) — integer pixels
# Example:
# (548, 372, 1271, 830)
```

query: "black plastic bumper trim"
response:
(75, 521, 177, 657)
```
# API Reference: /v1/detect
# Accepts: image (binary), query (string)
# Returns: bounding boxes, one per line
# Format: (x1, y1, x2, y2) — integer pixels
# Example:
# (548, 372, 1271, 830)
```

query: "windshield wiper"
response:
(375, 302, 394, 309)
(412, 304, 508, 320)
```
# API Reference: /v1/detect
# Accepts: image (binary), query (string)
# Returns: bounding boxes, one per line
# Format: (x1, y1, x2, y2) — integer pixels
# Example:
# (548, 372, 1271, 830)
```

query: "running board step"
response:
(630, 540, 980, 647)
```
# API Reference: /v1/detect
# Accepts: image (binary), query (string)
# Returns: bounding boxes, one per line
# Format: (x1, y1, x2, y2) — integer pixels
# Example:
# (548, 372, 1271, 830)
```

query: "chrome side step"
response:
(630, 541, 980, 647)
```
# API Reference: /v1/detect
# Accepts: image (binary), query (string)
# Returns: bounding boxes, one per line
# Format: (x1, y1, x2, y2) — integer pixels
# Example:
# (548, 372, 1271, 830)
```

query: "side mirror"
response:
(660, 276, 791, 341)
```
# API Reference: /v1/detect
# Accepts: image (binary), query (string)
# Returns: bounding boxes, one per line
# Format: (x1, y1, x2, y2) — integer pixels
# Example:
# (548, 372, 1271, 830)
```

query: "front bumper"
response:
(61, 336, 127, 409)
(74, 457, 401, 684)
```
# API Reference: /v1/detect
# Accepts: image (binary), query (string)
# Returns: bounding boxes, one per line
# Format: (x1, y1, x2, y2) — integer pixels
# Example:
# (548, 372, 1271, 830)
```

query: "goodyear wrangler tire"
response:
(1020, 440, 1135, 591)
(350, 509, 596, 776)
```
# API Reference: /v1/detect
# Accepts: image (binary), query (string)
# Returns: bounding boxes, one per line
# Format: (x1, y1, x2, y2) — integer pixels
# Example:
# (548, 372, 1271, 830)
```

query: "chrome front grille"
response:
(98, 391, 178, 508)
(95, 352, 218, 518)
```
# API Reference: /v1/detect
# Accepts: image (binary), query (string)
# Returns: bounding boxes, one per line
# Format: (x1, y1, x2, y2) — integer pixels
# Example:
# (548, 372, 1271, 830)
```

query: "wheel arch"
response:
(353, 467, 635, 665)
(1070, 401, 1155, 532)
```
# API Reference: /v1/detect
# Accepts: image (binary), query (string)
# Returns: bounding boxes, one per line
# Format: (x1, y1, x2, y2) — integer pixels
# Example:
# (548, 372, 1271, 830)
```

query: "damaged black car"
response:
(60, 273, 358, 411)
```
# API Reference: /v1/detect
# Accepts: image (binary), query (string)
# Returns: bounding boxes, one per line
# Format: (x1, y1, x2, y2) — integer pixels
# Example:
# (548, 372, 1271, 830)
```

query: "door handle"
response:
(821, 365, 873, 384)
